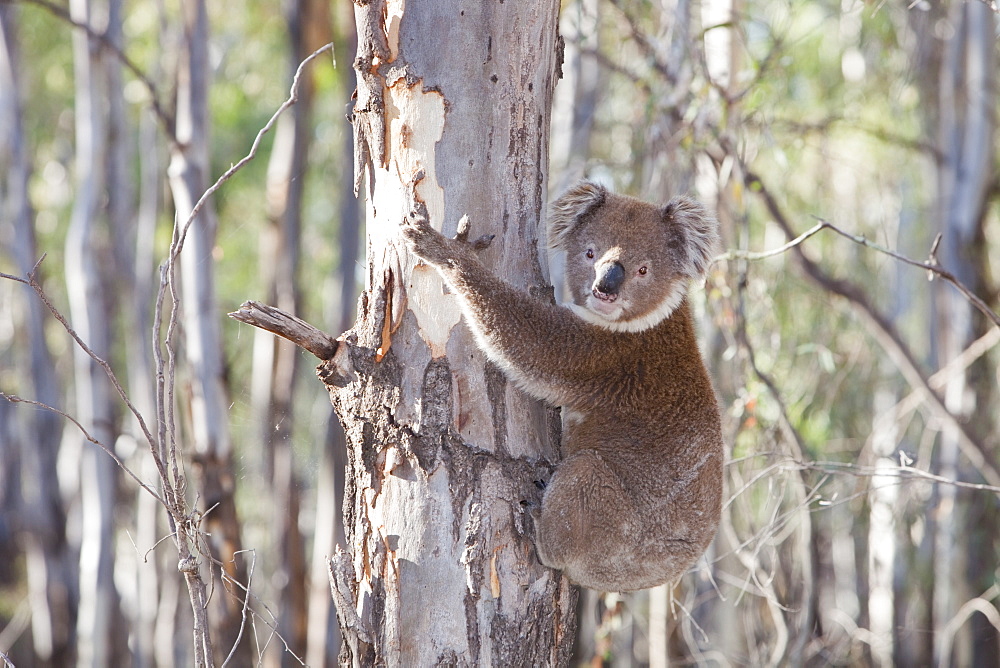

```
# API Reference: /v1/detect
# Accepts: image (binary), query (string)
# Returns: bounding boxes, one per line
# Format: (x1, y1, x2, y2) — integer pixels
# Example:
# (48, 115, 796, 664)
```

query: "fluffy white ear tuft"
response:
(548, 181, 607, 249)
(664, 196, 719, 278)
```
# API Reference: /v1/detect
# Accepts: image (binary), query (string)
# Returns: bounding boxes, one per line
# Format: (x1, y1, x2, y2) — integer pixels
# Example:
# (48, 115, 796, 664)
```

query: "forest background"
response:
(1, 0, 999, 666)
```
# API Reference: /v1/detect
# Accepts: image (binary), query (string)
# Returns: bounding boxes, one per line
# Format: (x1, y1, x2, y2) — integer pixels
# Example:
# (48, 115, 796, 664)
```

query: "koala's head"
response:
(548, 180, 718, 333)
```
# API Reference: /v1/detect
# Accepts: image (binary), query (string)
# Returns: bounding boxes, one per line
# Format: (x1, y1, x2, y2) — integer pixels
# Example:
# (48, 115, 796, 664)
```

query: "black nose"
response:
(594, 262, 625, 297)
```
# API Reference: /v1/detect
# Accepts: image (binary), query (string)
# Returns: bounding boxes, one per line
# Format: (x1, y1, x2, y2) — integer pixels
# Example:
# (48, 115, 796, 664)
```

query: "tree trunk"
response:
(325, 1, 576, 664)
(66, 0, 125, 664)
(0, 6, 75, 664)
(129, 81, 164, 668)
(254, 0, 331, 662)
(927, 3, 996, 666)
(167, 0, 248, 663)
(306, 5, 359, 666)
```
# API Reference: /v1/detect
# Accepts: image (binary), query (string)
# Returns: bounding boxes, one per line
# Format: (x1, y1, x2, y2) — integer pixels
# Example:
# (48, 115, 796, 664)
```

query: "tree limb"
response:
(742, 168, 1000, 488)
(3, 0, 174, 133)
(228, 301, 340, 360)
(816, 218, 1000, 330)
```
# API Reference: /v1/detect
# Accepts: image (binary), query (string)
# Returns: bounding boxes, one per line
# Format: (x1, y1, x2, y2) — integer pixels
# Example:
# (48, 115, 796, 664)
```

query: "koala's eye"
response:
(638, 266, 648, 276)
(585, 249, 595, 259)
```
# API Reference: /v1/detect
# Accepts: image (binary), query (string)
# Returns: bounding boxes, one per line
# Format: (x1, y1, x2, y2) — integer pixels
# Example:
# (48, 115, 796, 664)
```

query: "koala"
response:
(400, 180, 724, 592)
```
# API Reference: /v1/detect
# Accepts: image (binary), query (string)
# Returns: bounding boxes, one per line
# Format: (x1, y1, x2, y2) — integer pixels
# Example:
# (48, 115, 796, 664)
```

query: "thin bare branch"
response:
(816, 218, 1000, 330)
(1, 392, 164, 504)
(714, 221, 825, 264)
(740, 166, 1000, 488)
(221, 550, 255, 668)
(170, 41, 334, 262)
(228, 301, 340, 360)
(792, 459, 1000, 496)
(0, 271, 27, 284)
(19, 256, 173, 489)
(4, 0, 174, 133)
(723, 212, 1000, 329)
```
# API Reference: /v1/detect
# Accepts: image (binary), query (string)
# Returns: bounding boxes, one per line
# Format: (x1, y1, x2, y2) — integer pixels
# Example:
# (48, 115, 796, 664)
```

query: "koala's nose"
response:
(593, 261, 625, 298)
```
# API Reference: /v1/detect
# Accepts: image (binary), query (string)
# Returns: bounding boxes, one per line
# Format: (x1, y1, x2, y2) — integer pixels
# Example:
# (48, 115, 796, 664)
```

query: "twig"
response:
(5, 255, 173, 505)
(740, 167, 1000, 488)
(221, 550, 256, 668)
(792, 459, 1000, 496)
(5, 0, 174, 133)
(816, 218, 1000, 330)
(714, 221, 825, 264)
(170, 41, 334, 262)
(1, 392, 163, 504)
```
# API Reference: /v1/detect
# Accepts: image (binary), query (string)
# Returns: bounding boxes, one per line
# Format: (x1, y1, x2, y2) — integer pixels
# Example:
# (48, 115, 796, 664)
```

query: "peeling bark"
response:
(329, 1, 575, 664)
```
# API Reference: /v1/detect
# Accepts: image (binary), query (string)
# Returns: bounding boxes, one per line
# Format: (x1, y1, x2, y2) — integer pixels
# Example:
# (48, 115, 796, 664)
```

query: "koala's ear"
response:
(548, 180, 607, 248)
(663, 196, 719, 278)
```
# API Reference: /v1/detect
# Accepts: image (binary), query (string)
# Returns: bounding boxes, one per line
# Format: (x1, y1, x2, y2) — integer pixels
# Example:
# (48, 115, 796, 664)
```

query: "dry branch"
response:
(228, 301, 339, 360)
(741, 167, 1000, 488)
(816, 218, 1000, 330)
(5, 0, 173, 132)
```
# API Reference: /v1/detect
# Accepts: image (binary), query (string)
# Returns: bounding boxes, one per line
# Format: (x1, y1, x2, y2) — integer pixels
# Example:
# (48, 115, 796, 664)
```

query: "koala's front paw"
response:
(400, 213, 452, 266)
(453, 215, 496, 252)
(400, 214, 494, 267)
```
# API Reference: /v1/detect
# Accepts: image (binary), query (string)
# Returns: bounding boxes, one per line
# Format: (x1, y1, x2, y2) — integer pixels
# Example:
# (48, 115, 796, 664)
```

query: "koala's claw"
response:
(454, 214, 472, 242)
(472, 234, 495, 251)
(402, 212, 494, 267)
(453, 215, 495, 252)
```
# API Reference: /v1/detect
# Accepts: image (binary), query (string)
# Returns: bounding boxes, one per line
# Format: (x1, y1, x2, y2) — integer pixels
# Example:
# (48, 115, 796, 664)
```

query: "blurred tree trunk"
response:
(909, 2, 997, 665)
(327, 1, 575, 664)
(550, 0, 601, 193)
(254, 0, 332, 663)
(129, 82, 164, 668)
(66, 0, 126, 664)
(305, 3, 359, 666)
(0, 6, 76, 665)
(927, 3, 996, 666)
(548, 0, 601, 313)
(167, 0, 248, 663)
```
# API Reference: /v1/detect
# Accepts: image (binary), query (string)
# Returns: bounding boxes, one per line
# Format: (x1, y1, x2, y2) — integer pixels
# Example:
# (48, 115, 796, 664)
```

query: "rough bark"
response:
(324, 1, 576, 664)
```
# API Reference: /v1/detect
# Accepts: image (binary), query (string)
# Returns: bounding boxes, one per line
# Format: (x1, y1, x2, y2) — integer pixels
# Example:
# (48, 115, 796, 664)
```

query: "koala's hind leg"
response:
(534, 450, 644, 591)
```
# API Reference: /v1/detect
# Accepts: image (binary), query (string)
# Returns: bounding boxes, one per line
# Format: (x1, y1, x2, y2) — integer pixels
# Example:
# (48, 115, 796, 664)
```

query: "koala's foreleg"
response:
(400, 215, 597, 405)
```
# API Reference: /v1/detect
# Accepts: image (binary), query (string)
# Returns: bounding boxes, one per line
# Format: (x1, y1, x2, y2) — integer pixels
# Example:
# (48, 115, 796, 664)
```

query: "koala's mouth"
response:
(587, 292, 624, 318)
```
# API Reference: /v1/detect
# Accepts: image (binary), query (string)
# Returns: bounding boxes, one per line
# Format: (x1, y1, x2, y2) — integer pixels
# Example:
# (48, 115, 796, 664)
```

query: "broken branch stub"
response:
(228, 300, 340, 360)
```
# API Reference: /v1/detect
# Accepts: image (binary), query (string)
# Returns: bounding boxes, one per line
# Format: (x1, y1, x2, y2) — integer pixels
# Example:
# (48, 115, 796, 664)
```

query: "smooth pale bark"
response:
(66, 0, 125, 664)
(0, 6, 75, 664)
(167, 0, 247, 663)
(928, 4, 995, 666)
(327, 1, 575, 665)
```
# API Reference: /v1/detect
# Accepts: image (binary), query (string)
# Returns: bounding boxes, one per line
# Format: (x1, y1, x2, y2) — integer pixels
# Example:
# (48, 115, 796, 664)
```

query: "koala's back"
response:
(537, 299, 724, 591)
